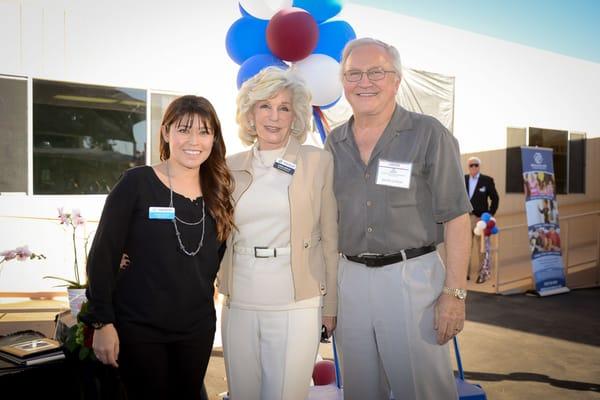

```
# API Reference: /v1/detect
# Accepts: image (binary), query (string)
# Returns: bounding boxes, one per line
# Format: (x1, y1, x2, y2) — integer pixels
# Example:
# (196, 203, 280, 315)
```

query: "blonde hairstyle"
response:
(340, 37, 403, 78)
(236, 66, 312, 146)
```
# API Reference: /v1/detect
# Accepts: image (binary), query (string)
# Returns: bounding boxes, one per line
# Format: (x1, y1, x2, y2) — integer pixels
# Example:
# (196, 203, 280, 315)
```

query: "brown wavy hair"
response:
(159, 95, 234, 242)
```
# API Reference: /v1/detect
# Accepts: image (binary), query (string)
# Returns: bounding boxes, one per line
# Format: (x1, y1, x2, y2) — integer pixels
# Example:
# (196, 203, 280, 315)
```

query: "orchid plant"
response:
(44, 208, 88, 289)
(0, 246, 46, 278)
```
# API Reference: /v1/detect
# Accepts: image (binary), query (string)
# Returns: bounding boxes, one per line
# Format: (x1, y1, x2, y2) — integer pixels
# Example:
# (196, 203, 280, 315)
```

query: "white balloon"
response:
(293, 54, 342, 106)
(474, 227, 482, 236)
(476, 220, 487, 230)
(490, 217, 496, 222)
(239, 0, 292, 20)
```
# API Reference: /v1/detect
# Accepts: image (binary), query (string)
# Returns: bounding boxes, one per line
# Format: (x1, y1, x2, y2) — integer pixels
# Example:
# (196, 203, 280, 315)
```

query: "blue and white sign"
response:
(521, 147, 569, 296)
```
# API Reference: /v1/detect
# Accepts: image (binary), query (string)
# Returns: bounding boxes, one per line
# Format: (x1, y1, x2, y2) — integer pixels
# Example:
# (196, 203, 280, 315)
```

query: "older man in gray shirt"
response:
(325, 38, 472, 400)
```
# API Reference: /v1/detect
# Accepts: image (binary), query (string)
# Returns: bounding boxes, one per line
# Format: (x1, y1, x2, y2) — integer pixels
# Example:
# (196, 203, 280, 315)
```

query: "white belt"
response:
(233, 245, 291, 258)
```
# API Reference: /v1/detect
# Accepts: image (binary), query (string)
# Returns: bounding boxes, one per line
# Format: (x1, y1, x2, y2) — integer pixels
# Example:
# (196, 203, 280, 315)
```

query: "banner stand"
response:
(520, 146, 570, 297)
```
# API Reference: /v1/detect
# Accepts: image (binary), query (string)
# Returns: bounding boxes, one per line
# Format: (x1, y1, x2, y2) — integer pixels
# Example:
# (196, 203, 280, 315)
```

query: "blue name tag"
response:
(148, 207, 175, 220)
(273, 158, 296, 175)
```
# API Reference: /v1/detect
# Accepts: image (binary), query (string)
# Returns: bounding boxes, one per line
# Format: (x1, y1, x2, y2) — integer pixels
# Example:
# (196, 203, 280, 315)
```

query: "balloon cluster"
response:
(474, 213, 500, 237)
(225, 0, 356, 109)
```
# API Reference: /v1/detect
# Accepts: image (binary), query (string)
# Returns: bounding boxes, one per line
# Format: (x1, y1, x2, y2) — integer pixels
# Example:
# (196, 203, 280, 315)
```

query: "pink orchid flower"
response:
(15, 246, 33, 261)
(0, 250, 17, 261)
(72, 209, 85, 226)
(58, 207, 69, 224)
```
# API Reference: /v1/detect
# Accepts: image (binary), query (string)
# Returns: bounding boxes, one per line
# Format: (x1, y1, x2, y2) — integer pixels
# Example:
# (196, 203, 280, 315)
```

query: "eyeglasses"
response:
(343, 67, 396, 82)
(469, 164, 479, 168)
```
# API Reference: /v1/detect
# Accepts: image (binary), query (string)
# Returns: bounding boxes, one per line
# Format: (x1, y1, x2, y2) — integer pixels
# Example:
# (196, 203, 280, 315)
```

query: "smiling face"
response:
(162, 114, 214, 171)
(250, 89, 294, 150)
(342, 44, 400, 118)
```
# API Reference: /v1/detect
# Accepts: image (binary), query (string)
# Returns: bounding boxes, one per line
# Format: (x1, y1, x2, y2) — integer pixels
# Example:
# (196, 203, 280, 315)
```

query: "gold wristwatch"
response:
(442, 286, 467, 300)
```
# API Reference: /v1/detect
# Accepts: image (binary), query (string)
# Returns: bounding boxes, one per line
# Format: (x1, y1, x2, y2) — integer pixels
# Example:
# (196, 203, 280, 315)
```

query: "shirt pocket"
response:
(385, 161, 423, 208)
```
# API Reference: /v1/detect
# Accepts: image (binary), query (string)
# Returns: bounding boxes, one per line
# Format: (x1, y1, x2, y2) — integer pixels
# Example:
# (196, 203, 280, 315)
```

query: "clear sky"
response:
(349, 0, 600, 64)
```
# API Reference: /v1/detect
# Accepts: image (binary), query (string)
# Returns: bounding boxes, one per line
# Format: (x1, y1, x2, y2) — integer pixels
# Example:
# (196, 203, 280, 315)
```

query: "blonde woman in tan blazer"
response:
(217, 67, 338, 400)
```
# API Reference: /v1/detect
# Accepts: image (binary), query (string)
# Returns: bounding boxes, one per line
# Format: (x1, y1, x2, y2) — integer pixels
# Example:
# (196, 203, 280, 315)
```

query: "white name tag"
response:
(376, 159, 412, 189)
(273, 158, 296, 175)
(148, 206, 175, 220)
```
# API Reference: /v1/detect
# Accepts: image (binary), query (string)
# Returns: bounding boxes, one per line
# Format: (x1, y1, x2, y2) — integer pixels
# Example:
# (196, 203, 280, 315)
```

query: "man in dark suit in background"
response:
(465, 156, 499, 280)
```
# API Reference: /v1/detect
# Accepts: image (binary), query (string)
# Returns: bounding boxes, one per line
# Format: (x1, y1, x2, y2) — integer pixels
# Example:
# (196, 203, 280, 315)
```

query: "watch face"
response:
(458, 290, 467, 300)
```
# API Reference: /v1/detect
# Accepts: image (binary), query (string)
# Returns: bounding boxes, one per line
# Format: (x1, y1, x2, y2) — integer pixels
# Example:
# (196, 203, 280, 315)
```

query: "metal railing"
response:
(493, 210, 600, 293)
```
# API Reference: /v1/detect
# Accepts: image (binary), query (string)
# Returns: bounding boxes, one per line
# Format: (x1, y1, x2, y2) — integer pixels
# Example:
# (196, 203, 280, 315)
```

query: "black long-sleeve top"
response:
(84, 166, 221, 343)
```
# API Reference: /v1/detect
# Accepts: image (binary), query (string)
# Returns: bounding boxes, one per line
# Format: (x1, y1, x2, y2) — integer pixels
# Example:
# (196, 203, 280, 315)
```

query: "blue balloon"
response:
(313, 20, 356, 62)
(293, 0, 343, 23)
(491, 226, 499, 235)
(481, 212, 492, 222)
(237, 54, 287, 88)
(239, 3, 250, 17)
(320, 96, 341, 110)
(226, 17, 270, 65)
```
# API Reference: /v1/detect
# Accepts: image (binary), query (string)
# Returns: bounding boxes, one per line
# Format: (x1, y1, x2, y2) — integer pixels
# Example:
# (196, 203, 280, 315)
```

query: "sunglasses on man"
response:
(469, 164, 479, 168)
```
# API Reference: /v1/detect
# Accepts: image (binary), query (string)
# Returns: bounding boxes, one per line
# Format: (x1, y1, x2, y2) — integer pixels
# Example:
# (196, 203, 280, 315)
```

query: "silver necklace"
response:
(254, 142, 287, 169)
(166, 161, 205, 256)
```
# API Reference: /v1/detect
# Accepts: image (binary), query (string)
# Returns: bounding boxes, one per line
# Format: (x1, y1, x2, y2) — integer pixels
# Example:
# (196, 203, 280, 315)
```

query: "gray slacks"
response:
(336, 252, 458, 400)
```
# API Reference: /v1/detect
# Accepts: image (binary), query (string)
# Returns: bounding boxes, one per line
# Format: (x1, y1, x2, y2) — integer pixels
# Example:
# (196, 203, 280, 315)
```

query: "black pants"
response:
(118, 327, 215, 400)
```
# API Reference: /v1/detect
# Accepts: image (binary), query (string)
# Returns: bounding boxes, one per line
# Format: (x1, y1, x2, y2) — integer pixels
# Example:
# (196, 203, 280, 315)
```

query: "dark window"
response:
(568, 133, 586, 194)
(0, 76, 28, 193)
(505, 127, 586, 194)
(505, 127, 526, 193)
(33, 80, 147, 194)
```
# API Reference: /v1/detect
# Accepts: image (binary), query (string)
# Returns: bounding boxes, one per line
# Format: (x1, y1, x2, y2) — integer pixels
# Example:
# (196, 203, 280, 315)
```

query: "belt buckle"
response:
(361, 254, 382, 267)
(254, 246, 274, 258)
(364, 257, 378, 267)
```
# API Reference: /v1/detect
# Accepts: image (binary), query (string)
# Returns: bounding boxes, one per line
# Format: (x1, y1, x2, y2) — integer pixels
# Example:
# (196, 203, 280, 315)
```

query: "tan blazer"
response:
(217, 137, 339, 316)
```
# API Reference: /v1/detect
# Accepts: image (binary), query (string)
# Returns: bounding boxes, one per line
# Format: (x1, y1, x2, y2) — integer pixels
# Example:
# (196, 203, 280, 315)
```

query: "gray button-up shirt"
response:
(325, 105, 472, 255)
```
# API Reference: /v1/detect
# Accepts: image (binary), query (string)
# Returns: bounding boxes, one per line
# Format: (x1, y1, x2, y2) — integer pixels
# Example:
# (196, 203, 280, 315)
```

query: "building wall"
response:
(461, 137, 600, 292)
(1, 0, 598, 291)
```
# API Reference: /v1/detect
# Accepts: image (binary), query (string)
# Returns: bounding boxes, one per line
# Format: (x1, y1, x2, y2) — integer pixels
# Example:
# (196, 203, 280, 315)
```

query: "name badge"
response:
(148, 206, 175, 220)
(376, 159, 412, 189)
(273, 158, 296, 175)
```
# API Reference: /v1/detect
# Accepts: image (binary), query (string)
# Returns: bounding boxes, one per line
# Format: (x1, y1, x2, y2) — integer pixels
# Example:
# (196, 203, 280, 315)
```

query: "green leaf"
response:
(42, 275, 86, 288)
(65, 341, 78, 352)
(79, 347, 90, 361)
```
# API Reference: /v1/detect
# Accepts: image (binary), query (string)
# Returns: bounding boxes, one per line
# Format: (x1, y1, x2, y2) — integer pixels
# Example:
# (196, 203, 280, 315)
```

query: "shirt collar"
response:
(331, 104, 413, 143)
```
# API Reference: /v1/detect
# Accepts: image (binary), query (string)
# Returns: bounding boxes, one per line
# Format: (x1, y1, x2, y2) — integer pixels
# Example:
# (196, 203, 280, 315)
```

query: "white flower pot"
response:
(68, 288, 86, 319)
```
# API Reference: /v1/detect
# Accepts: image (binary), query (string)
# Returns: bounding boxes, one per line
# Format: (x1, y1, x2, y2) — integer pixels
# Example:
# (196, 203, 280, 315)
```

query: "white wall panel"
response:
(0, 2, 21, 74)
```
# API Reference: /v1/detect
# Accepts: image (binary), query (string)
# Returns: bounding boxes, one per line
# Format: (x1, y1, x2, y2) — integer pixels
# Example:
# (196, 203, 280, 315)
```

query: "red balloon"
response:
(312, 360, 336, 385)
(484, 228, 492, 236)
(486, 220, 496, 229)
(266, 8, 318, 62)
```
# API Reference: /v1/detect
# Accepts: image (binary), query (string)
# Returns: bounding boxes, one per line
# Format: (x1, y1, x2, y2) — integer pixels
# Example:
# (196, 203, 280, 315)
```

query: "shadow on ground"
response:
(465, 287, 600, 347)
(462, 370, 600, 393)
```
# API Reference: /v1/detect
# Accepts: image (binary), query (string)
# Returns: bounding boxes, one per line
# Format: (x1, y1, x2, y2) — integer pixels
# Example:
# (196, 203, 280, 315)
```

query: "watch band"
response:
(442, 286, 467, 300)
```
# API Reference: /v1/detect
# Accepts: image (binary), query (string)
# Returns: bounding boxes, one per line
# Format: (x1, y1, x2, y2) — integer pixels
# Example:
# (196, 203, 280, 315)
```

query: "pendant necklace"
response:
(166, 160, 205, 256)
(254, 139, 289, 169)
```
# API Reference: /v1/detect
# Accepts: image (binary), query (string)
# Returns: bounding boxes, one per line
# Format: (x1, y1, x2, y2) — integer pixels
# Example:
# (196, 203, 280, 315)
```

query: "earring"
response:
(249, 121, 255, 130)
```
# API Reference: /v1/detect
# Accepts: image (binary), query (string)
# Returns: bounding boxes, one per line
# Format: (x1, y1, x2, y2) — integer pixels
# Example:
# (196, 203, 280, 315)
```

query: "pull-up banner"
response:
(521, 147, 569, 296)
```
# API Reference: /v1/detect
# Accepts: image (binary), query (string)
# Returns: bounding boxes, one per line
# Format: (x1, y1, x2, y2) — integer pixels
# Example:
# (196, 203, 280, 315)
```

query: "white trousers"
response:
(222, 305, 321, 400)
(336, 252, 458, 400)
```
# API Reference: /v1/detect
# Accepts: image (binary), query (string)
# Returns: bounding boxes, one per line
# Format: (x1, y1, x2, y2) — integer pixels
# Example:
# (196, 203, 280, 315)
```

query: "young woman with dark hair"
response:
(84, 95, 234, 400)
